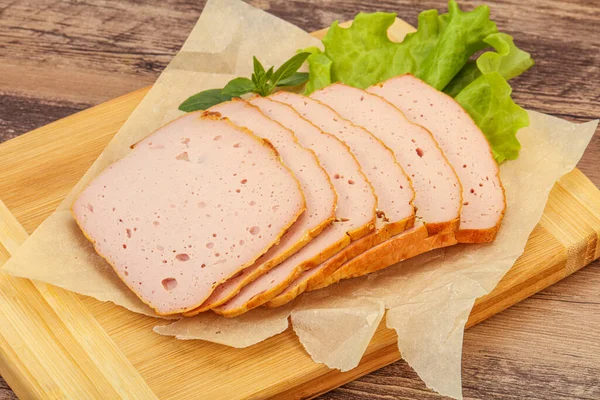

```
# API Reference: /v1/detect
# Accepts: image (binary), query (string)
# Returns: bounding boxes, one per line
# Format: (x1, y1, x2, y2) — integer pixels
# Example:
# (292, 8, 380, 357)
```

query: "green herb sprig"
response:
(179, 53, 310, 112)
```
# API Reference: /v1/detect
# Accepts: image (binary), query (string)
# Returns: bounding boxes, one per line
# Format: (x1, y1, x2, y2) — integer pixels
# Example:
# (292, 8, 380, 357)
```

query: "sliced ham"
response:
(266, 91, 416, 297)
(268, 222, 426, 307)
(326, 226, 456, 285)
(270, 222, 458, 306)
(311, 84, 462, 235)
(72, 112, 305, 315)
(266, 85, 463, 307)
(368, 74, 505, 242)
(212, 97, 377, 317)
(270, 91, 415, 236)
(249, 96, 377, 239)
(213, 224, 350, 317)
(182, 100, 336, 315)
(270, 77, 506, 307)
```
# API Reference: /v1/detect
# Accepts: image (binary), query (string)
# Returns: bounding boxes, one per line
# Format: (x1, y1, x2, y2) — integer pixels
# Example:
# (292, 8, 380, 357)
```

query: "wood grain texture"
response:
(0, 199, 157, 399)
(0, 0, 599, 399)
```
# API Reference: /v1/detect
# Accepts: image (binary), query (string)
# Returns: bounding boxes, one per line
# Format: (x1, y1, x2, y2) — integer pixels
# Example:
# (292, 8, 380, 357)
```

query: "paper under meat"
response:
(2, 0, 597, 398)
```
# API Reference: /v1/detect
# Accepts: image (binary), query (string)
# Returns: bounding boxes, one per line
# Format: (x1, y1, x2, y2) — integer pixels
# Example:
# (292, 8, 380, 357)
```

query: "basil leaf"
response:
(222, 77, 255, 97)
(253, 56, 265, 78)
(276, 72, 309, 87)
(265, 67, 274, 82)
(271, 52, 311, 85)
(180, 52, 310, 114)
(299, 46, 322, 55)
(178, 89, 233, 112)
(260, 66, 274, 87)
(257, 67, 274, 96)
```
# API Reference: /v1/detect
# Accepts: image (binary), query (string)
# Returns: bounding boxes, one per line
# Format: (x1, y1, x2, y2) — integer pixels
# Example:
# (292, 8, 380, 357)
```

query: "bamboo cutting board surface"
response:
(1, 24, 600, 399)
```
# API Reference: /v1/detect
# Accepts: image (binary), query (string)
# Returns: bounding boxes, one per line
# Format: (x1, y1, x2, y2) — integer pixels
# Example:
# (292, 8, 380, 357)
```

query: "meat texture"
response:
(183, 100, 336, 315)
(311, 83, 462, 235)
(72, 112, 305, 315)
(76, 76, 506, 317)
(265, 91, 416, 298)
(212, 97, 377, 317)
(267, 83, 464, 307)
(368, 74, 505, 242)
(270, 91, 414, 235)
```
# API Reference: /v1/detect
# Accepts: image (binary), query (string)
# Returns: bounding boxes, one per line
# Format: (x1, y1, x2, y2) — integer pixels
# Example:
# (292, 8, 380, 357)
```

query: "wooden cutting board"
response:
(0, 22, 599, 399)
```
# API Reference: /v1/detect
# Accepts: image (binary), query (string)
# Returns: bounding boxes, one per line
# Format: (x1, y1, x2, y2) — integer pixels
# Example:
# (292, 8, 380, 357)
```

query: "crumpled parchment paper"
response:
(2, 1, 597, 398)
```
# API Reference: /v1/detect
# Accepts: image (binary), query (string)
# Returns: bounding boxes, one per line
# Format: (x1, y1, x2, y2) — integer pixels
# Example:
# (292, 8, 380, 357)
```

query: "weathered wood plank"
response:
(1, 0, 598, 136)
(0, 94, 91, 143)
(0, 378, 15, 400)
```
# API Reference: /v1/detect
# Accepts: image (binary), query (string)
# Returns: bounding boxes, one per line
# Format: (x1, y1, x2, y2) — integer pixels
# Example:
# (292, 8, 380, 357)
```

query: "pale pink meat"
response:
(212, 97, 377, 317)
(368, 75, 505, 240)
(270, 91, 414, 229)
(72, 113, 305, 315)
(187, 100, 336, 313)
(311, 84, 462, 233)
(214, 223, 348, 314)
(249, 96, 376, 239)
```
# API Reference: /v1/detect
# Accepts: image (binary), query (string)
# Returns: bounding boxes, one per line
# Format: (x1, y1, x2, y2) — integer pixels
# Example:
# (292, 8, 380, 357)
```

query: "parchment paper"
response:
(2, 1, 597, 398)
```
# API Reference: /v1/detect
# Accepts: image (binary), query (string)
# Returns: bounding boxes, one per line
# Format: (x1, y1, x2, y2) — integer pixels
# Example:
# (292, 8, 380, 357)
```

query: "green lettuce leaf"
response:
(394, 3, 498, 89)
(449, 32, 534, 161)
(444, 33, 535, 96)
(305, 53, 333, 94)
(309, 1, 497, 90)
(319, 12, 397, 89)
(455, 72, 529, 162)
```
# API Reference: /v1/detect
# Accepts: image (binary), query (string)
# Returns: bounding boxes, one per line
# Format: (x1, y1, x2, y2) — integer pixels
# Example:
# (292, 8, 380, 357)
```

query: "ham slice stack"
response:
(368, 74, 505, 243)
(72, 74, 506, 317)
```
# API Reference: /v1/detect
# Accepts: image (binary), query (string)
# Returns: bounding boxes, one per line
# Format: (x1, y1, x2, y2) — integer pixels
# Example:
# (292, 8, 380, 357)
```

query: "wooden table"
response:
(1, 1, 598, 399)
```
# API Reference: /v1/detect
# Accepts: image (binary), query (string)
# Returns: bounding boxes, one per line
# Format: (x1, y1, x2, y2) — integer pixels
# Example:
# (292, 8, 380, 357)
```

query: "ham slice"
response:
(249, 96, 376, 240)
(266, 91, 416, 298)
(182, 100, 336, 315)
(268, 222, 425, 307)
(72, 112, 305, 315)
(273, 222, 458, 303)
(270, 91, 415, 236)
(212, 97, 377, 317)
(368, 74, 506, 242)
(326, 226, 457, 286)
(268, 221, 459, 308)
(265, 85, 463, 307)
(271, 78, 506, 307)
(311, 84, 462, 235)
(213, 224, 351, 317)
